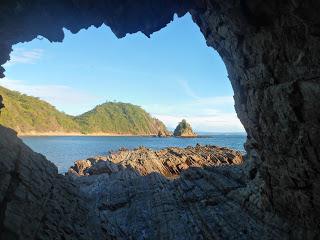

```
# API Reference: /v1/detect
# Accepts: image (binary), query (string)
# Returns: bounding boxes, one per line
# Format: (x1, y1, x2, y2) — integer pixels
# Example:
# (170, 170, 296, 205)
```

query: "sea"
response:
(21, 133, 247, 173)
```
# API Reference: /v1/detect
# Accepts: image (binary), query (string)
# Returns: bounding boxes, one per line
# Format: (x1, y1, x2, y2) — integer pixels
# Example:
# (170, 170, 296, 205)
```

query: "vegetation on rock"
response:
(74, 102, 171, 135)
(173, 119, 197, 137)
(0, 86, 169, 135)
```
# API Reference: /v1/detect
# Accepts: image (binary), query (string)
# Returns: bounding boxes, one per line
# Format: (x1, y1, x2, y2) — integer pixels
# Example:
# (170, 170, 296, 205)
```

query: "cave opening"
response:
(0, 1, 319, 239)
(0, 13, 245, 173)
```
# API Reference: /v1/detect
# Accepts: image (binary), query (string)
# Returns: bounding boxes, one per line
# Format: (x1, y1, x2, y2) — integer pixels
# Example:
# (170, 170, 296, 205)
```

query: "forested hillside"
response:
(0, 86, 169, 136)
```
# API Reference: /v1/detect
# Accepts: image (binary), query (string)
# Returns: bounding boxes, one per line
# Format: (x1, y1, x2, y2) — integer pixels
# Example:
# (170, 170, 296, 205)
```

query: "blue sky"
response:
(1, 14, 244, 132)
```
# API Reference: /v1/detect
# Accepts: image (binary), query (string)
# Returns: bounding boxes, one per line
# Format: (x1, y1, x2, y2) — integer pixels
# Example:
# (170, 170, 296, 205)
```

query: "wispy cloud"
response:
(0, 78, 99, 115)
(154, 113, 244, 132)
(178, 79, 234, 104)
(4, 48, 44, 66)
(142, 79, 244, 132)
(178, 79, 199, 99)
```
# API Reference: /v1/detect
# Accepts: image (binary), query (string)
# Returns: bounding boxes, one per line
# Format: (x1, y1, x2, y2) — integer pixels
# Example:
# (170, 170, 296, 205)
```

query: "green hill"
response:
(0, 86, 169, 136)
(75, 102, 170, 135)
(0, 86, 80, 133)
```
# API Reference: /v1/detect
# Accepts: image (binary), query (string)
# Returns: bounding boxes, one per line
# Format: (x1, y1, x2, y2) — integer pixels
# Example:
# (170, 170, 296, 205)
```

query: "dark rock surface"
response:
(190, 0, 320, 233)
(173, 119, 197, 137)
(0, 124, 311, 239)
(0, 125, 102, 239)
(0, 0, 320, 239)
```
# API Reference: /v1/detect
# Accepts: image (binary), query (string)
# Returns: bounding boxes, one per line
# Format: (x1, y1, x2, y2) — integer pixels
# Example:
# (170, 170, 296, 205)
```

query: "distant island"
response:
(173, 119, 197, 138)
(0, 86, 171, 136)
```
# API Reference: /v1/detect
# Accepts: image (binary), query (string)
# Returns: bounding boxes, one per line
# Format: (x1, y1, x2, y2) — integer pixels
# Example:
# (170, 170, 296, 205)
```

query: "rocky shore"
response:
(68, 145, 243, 178)
(0, 125, 309, 239)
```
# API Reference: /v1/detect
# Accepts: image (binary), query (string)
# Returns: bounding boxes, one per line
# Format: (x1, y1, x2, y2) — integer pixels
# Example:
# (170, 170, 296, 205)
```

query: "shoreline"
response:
(18, 132, 161, 137)
(17, 132, 245, 137)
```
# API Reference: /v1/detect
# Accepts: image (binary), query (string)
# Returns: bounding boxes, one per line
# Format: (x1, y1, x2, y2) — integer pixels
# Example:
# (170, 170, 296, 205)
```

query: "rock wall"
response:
(0, 0, 320, 238)
(0, 125, 57, 238)
(0, 125, 99, 239)
(190, 0, 320, 233)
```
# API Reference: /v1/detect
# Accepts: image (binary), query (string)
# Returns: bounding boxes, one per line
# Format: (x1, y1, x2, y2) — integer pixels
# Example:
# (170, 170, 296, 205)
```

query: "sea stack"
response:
(173, 119, 197, 137)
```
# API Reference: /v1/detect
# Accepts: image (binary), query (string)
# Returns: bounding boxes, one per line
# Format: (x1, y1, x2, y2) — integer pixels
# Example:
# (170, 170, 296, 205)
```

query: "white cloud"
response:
(178, 79, 199, 99)
(4, 48, 44, 66)
(142, 79, 244, 132)
(142, 99, 244, 132)
(0, 78, 98, 115)
(154, 113, 244, 133)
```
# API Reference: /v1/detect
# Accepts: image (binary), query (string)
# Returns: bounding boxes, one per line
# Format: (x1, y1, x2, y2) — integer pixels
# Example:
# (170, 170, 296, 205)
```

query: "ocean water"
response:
(21, 134, 247, 173)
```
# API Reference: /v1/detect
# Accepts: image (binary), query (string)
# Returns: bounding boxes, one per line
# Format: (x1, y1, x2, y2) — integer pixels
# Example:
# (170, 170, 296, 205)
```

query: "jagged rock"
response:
(173, 119, 197, 137)
(69, 145, 243, 177)
(0, 125, 97, 239)
(0, 124, 314, 239)
(157, 129, 171, 137)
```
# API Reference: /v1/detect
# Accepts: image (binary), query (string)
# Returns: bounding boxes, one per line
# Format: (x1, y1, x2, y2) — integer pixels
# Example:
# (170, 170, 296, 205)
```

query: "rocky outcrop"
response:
(66, 153, 290, 240)
(0, 124, 314, 239)
(157, 130, 167, 137)
(68, 145, 243, 177)
(153, 118, 172, 137)
(173, 119, 197, 137)
(0, 125, 97, 239)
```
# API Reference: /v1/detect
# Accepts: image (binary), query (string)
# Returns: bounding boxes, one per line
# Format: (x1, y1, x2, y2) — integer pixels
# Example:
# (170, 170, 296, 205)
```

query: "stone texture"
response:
(0, 0, 319, 239)
(69, 145, 243, 177)
(0, 124, 316, 239)
(190, 0, 320, 233)
(71, 164, 288, 240)
(0, 125, 57, 239)
(0, 125, 97, 239)
(65, 143, 293, 239)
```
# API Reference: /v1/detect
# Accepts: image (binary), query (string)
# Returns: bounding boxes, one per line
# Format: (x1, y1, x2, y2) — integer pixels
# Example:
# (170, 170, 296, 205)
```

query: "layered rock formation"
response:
(0, 125, 96, 239)
(0, 124, 315, 239)
(190, 1, 320, 233)
(68, 145, 243, 177)
(0, 0, 320, 238)
(64, 146, 291, 239)
(173, 119, 197, 137)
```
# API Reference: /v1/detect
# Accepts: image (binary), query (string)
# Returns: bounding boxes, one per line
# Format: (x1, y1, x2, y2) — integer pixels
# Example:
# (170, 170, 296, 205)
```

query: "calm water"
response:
(21, 134, 246, 173)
